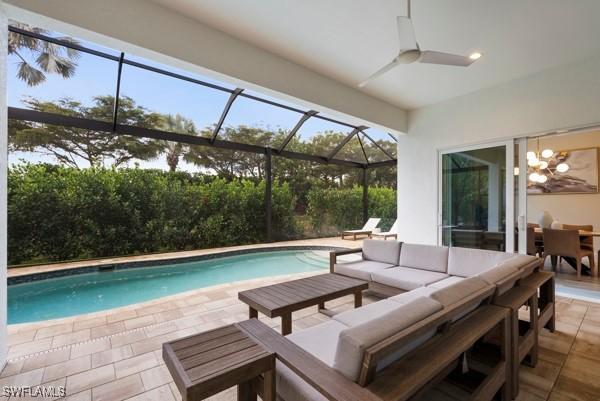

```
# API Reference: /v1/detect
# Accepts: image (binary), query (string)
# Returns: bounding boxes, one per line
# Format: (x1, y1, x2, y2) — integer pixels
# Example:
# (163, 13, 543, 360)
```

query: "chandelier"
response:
(527, 137, 569, 183)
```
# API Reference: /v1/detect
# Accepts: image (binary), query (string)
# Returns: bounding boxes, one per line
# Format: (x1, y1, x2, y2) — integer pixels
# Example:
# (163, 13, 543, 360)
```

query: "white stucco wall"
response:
(399, 55, 600, 245)
(0, 1, 8, 367)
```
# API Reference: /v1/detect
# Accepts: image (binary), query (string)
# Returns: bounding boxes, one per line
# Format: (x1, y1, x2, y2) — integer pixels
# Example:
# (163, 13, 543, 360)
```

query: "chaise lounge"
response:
(341, 217, 381, 240)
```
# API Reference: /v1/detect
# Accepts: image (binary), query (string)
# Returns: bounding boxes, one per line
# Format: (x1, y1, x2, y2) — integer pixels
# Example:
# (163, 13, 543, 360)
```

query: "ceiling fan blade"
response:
(358, 59, 401, 87)
(396, 16, 417, 50)
(419, 50, 476, 67)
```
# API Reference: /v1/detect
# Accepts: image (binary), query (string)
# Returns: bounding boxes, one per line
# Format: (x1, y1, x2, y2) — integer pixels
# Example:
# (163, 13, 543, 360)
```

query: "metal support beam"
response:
(362, 168, 368, 223)
(112, 52, 125, 132)
(277, 110, 317, 153)
(211, 88, 243, 143)
(361, 130, 396, 161)
(357, 133, 369, 164)
(327, 126, 367, 161)
(8, 108, 373, 169)
(265, 147, 273, 242)
(365, 159, 397, 169)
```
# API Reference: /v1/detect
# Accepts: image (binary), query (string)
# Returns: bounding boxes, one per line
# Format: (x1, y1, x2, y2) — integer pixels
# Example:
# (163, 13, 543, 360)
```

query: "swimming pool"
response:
(8, 249, 330, 324)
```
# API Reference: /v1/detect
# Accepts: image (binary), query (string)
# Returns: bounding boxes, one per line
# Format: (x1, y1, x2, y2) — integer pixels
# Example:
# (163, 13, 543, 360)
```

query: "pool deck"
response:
(4, 238, 600, 400)
(7, 236, 361, 278)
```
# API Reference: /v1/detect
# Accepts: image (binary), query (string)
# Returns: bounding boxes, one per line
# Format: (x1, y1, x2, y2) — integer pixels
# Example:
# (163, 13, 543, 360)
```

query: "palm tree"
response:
(162, 114, 197, 171)
(8, 22, 80, 86)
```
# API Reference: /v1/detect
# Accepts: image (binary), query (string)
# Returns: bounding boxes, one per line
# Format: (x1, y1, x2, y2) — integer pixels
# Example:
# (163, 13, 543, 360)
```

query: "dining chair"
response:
(526, 226, 543, 257)
(542, 228, 596, 280)
(563, 224, 594, 251)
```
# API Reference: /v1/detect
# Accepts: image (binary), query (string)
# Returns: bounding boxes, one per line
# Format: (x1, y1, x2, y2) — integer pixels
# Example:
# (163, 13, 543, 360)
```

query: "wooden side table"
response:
(520, 271, 555, 333)
(163, 323, 276, 401)
(493, 284, 539, 399)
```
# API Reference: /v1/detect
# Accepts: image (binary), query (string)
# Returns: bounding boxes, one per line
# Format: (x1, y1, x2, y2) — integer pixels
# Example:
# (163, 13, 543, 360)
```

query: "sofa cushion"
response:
(371, 266, 449, 291)
(333, 300, 402, 327)
(333, 297, 443, 381)
(276, 361, 328, 401)
(362, 239, 402, 265)
(388, 286, 437, 304)
(447, 247, 515, 277)
(427, 276, 465, 289)
(334, 260, 395, 281)
(476, 261, 520, 285)
(429, 277, 489, 308)
(286, 320, 347, 367)
(399, 243, 449, 273)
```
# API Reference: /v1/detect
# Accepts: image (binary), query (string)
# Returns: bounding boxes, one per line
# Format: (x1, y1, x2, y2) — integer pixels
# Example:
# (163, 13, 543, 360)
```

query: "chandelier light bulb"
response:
(538, 161, 549, 170)
(513, 167, 520, 176)
(527, 158, 540, 167)
(537, 174, 548, 183)
(541, 149, 554, 159)
(556, 163, 569, 173)
(529, 172, 540, 182)
(526, 151, 537, 160)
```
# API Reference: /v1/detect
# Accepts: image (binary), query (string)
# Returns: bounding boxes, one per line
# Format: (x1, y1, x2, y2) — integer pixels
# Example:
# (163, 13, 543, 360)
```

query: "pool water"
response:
(8, 250, 329, 324)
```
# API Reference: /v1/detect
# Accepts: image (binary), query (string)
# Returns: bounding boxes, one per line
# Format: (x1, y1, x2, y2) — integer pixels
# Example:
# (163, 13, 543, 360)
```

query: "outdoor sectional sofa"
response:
(275, 240, 545, 401)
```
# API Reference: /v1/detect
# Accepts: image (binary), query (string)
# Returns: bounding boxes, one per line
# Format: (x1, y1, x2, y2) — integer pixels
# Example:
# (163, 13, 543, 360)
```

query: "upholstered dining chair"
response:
(543, 228, 596, 280)
(563, 224, 594, 251)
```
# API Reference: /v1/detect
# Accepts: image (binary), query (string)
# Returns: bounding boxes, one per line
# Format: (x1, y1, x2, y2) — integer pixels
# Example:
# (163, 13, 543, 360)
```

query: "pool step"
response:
(294, 252, 329, 269)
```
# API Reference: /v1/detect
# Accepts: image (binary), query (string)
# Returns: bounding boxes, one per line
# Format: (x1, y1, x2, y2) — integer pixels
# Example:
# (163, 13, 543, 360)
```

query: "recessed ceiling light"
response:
(469, 52, 482, 60)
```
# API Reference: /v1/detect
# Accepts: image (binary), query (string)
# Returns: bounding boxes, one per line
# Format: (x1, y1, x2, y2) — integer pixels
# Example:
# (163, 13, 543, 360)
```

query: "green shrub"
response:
(8, 165, 297, 265)
(306, 186, 396, 236)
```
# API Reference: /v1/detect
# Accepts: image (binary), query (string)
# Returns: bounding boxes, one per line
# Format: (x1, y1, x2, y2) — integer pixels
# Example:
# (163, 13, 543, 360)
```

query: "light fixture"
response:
(469, 52, 482, 60)
(514, 167, 520, 176)
(541, 149, 554, 158)
(527, 136, 570, 184)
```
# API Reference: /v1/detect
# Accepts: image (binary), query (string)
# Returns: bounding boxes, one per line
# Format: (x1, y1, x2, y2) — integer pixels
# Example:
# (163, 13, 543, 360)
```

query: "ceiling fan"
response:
(358, 0, 481, 87)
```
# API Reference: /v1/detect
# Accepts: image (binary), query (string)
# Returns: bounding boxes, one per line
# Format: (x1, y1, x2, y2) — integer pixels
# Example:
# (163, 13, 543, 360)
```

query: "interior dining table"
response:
(533, 227, 599, 276)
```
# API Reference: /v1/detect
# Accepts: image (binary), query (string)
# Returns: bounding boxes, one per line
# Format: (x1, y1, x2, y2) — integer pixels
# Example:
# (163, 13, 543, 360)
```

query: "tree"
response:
(9, 95, 165, 168)
(8, 22, 80, 86)
(161, 114, 197, 171)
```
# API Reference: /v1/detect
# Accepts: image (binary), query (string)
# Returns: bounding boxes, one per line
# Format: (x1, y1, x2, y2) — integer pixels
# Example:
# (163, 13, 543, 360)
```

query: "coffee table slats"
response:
(252, 286, 303, 305)
(170, 325, 238, 351)
(181, 337, 257, 370)
(187, 344, 268, 383)
(260, 284, 310, 303)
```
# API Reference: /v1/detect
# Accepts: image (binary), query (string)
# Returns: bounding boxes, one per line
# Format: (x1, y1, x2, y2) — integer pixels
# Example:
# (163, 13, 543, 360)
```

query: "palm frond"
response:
(17, 61, 46, 86)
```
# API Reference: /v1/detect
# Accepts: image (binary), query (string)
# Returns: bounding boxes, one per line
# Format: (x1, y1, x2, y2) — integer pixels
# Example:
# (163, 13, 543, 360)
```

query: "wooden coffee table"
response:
(238, 273, 368, 335)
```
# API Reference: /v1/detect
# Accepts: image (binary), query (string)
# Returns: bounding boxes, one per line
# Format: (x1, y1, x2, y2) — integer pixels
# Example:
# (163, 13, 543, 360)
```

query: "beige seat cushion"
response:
(427, 276, 465, 289)
(362, 239, 402, 265)
(447, 247, 515, 277)
(399, 243, 449, 273)
(334, 260, 395, 281)
(388, 286, 437, 303)
(286, 320, 347, 366)
(276, 361, 328, 401)
(371, 266, 449, 291)
(333, 300, 402, 327)
(429, 276, 489, 307)
(333, 296, 443, 381)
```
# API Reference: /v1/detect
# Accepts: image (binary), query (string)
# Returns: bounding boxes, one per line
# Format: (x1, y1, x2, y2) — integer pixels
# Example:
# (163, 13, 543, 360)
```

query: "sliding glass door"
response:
(439, 141, 515, 252)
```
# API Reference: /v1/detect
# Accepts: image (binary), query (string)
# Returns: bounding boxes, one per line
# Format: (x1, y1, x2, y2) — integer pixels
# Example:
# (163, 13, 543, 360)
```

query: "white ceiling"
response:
(151, 0, 600, 110)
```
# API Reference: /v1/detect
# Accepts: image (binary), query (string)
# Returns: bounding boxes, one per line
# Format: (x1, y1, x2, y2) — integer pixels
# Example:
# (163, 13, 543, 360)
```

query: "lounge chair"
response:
(370, 219, 398, 240)
(341, 218, 380, 240)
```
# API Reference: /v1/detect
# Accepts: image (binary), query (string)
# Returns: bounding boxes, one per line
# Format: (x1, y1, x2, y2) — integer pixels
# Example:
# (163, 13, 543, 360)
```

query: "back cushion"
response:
(429, 276, 489, 308)
(476, 261, 520, 285)
(447, 247, 514, 277)
(399, 243, 449, 273)
(362, 239, 402, 265)
(333, 296, 442, 381)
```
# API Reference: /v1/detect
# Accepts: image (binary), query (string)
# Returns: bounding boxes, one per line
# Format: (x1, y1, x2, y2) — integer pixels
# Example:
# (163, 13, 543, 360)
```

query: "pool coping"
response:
(7, 245, 345, 285)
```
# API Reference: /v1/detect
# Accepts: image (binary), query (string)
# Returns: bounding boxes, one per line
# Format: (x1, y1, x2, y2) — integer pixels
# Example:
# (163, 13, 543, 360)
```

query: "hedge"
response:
(306, 186, 397, 236)
(8, 165, 297, 265)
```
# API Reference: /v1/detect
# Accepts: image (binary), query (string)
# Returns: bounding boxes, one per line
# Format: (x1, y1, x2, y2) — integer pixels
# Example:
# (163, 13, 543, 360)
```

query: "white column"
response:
(0, 1, 8, 367)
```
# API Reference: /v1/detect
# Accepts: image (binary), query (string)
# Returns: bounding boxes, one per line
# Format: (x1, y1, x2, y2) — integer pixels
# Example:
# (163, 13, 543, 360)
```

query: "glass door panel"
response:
(440, 145, 511, 251)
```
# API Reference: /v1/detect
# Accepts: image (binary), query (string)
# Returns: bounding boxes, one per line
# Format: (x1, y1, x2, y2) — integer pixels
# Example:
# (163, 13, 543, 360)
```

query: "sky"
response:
(8, 26, 394, 171)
